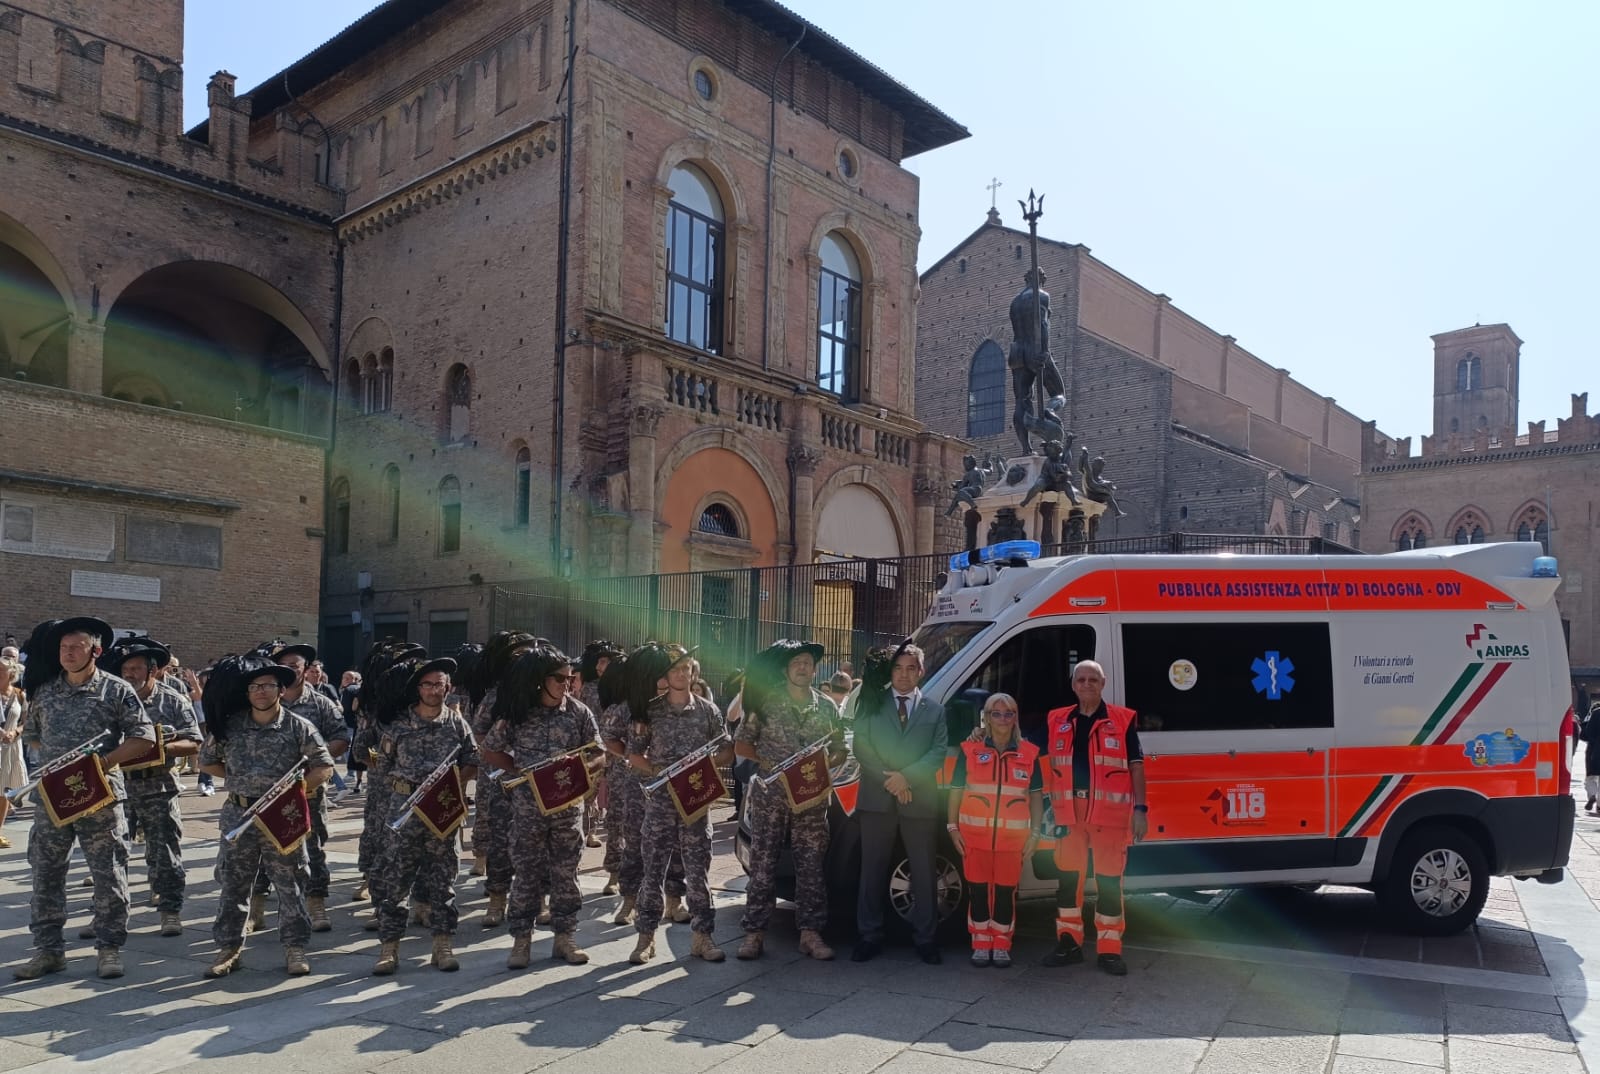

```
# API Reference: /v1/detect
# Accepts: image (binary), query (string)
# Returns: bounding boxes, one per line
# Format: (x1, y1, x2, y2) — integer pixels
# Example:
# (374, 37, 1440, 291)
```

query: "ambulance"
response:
(907, 539, 1574, 935)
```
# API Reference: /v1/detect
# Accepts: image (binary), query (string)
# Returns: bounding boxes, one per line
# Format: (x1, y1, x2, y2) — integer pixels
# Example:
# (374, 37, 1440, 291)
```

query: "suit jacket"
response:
(852, 688, 948, 820)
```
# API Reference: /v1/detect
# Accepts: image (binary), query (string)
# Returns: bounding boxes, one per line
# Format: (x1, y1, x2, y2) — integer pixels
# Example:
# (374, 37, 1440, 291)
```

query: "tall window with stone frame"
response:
(438, 476, 462, 554)
(1515, 509, 1550, 554)
(664, 164, 725, 354)
(513, 447, 532, 526)
(382, 464, 401, 543)
(816, 232, 862, 401)
(1394, 518, 1428, 551)
(1456, 353, 1482, 392)
(376, 349, 394, 412)
(967, 340, 1006, 437)
(1452, 513, 1486, 544)
(445, 364, 471, 442)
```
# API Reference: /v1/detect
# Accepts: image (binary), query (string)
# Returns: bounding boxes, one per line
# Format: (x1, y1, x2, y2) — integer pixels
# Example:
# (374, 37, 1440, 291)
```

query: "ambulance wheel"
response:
(1380, 824, 1489, 936)
(886, 847, 968, 941)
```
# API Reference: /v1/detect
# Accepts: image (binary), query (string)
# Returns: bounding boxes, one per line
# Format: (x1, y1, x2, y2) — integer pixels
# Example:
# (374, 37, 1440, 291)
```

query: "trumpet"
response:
(224, 759, 309, 842)
(6, 730, 111, 801)
(758, 735, 838, 786)
(490, 743, 601, 789)
(389, 746, 463, 830)
(644, 734, 730, 793)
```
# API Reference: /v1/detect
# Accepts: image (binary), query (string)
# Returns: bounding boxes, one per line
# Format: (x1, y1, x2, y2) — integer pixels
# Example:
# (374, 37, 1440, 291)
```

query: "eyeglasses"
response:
(246, 683, 281, 693)
(418, 680, 449, 690)
(987, 709, 1018, 719)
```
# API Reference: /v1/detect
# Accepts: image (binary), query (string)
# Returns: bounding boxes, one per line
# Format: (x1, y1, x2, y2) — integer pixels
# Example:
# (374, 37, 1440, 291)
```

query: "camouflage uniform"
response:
(482, 695, 601, 937)
(602, 701, 685, 899)
(123, 683, 202, 913)
(736, 688, 840, 933)
(353, 717, 387, 877)
(578, 681, 605, 844)
(470, 688, 515, 898)
(24, 669, 152, 954)
(254, 689, 347, 900)
(202, 707, 333, 950)
(373, 708, 480, 941)
(629, 694, 726, 936)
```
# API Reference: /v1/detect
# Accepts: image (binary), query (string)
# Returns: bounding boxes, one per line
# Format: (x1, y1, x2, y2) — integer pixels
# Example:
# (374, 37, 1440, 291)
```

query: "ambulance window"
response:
(958, 625, 1096, 743)
(1121, 622, 1334, 732)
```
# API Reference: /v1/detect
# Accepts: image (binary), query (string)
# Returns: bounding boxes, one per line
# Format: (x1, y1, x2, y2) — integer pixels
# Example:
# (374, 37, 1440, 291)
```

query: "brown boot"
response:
(308, 896, 332, 933)
(470, 852, 486, 877)
(352, 878, 370, 902)
(247, 894, 267, 933)
(506, 934, 532, 970)
(613, 895, 636, 926)
(431, 934, 460, 972)
(159, 911, 183, 937)
(285, 945, 310, 976)
(410, 902, 431, 928)
(736, 931, 764, 960)
(628, 931, 657, 964)
(204, 946, 243, 979)
(13, 951, 67, 981)
(664, 894, 691, 924)
(798, 929, 835, 961)
(78, 924, 97, 940)
(690, 932, 725, 962)
(96, 947, 125, 980)
(371, 940, 400, 976)
(483, 891, 507, 929)
(536, 897, 552, 926)
(552, 932, 589, 965)
(602, 872, 619, 896)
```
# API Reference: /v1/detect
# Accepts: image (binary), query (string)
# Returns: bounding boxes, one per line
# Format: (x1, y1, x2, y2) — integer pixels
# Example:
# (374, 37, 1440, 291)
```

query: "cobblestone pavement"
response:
(2, 770, 1598, 1074)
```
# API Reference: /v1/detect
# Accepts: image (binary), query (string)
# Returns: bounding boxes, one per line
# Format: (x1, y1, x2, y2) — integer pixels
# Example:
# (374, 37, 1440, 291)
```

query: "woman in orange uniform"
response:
(947, 693, 1041, 967)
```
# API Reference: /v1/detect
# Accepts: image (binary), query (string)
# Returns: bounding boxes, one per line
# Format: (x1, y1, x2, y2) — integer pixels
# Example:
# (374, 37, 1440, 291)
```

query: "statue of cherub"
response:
(945, 453, 1000, 517)
(1079, 446, 1126, 517)
(1020, 438, 1080, 508)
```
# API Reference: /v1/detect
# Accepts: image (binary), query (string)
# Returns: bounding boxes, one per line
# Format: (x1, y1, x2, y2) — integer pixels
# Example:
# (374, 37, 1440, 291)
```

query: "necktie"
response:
(897, 695, 909, 730)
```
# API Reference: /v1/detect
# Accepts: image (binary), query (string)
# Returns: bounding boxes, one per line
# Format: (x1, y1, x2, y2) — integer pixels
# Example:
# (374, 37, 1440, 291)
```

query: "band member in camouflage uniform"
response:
(734, 639, 845, 960)
(607, 645, 688, 926)
(469, 631, 537, 928)
(577, 640, 622, 854)
(12, 617, 154, 982)
(626, 645, 732, 964)
(105, 638, 202, 938)
(592, 654, 630, 897)
(199, 657, 335, 978)
(371, 657, 480, 975)
(350, 640, 428, 909)
(481, 644, 604, 968)
(247, 643, 349, 934)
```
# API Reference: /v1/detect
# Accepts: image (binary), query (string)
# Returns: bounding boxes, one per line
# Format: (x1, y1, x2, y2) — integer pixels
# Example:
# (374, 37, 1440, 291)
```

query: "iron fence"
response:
(491, 533, 1360, 687)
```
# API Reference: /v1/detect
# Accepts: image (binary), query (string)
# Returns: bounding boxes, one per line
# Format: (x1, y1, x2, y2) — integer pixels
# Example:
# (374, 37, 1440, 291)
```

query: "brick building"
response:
(915, 212, 1366, 550)
(1360, 325, 1600, 688)
(0, 1, 337, 660)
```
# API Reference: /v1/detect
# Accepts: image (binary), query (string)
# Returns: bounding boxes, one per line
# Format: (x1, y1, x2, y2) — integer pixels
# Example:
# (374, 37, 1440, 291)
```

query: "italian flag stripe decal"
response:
(1410, 664, 1484, 747)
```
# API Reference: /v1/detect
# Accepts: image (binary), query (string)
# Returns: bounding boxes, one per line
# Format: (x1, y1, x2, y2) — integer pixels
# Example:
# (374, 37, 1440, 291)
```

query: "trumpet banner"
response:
(39, 752, 115, 827)
(410, 766, 468, 839)
(774, 745, 833, 813)
(253, 780, 313, 855)
(120, 726, 166, 772)
(528, 754, 591, 816)
(665, 753, 726, 824)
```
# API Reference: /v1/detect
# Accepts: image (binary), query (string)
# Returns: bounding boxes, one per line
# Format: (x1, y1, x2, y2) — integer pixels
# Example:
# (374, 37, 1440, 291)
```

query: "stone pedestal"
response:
(965, 453, 1110, 551)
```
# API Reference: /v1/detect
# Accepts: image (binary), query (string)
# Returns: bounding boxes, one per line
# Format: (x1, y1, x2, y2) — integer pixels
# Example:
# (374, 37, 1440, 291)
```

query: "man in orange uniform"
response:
(1035, 660, 1147, 976)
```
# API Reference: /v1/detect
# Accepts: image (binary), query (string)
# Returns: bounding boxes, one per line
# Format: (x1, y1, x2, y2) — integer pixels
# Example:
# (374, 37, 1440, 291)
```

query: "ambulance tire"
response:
(883, 840, 968, 943)
(1379, 824, 1489, 936)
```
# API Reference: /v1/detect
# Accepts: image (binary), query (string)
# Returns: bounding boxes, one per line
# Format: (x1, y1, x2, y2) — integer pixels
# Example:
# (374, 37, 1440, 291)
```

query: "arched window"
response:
(438, 476, 462, 554)
(664, 164, 725, 354)
(382, 464, 401, 543)
(966, 340, 1006, 437)
(1449, 417, 1459, 433)
(513, 446, 531, 526)
(376, 348, 394, 413)
(1395, 522, 1428, 551)
(817, 231, 862, 401)
(361, 355, 378, 413)
(445, 364, 471, 442)
(331, 478, 351, 555)
(1514, 506, 1550, 554)
(698, 502, 740, 537)
(1456, 353, 1482, 392)
(344, 359, 363, 408)
(1450, 509, 1488, 545)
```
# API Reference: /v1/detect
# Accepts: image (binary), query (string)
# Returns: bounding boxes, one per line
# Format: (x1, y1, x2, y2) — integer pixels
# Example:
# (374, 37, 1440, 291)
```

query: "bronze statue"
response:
(1080, 447, 1126, 518)
(1020, 438, 1079, 508)
(1008, 268, 1068, 455)
(945, 454, 999, 517)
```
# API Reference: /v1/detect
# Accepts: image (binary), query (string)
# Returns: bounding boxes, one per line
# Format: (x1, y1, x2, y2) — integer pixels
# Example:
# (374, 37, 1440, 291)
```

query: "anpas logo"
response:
(1464, 624, 1531, 661)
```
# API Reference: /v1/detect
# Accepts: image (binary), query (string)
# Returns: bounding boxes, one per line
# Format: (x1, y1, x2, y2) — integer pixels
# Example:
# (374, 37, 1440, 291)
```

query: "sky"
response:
(184, 0, 1597, 441)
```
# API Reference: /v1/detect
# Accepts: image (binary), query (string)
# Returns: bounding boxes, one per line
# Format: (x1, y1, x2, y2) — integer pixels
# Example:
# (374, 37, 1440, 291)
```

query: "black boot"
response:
(1041, 935, 1084, 967)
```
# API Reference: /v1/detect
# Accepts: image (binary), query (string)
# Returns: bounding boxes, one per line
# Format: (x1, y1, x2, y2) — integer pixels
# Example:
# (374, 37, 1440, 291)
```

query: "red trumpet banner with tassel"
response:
(529, 754, 591, 816)
(666, 753, 726, 824)
(254, 779, 313, 855)
(120, 725, 167, 772)
(411, 766, 468, 839)
(39, 753, 115, 827)
(775, 745, 833, 813)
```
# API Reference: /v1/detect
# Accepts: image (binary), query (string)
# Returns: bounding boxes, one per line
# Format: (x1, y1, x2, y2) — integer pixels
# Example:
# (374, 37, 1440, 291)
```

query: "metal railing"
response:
(490, 533, 1360, 685)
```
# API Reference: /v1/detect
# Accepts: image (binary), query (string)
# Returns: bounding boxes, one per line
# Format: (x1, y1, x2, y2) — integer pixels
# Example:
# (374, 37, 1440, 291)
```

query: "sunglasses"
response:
(546, 673, 575, 684)
(987, 708, 1018, 718)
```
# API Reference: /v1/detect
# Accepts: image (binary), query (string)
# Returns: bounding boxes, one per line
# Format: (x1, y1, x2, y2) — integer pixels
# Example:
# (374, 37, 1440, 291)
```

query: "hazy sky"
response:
(184, 1, 1596, 440)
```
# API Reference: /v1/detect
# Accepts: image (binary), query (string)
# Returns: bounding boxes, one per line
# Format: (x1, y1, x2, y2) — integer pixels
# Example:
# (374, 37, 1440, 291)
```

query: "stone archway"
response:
(0, 212, 74, 387)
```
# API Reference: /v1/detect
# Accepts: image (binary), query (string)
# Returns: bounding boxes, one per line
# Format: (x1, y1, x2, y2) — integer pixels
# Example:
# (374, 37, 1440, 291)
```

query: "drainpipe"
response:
(550, 0, 579, 570)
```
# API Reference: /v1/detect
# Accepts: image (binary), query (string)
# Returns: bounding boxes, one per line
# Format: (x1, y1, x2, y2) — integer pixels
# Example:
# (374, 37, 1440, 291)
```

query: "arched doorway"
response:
(814, 483, 906, 653)
(0, 216, 71, 388)
(103, 262, 331, 435)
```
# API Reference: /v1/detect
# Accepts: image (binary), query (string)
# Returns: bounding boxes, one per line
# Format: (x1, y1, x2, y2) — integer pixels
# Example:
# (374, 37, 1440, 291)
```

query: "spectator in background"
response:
(306, 662, 340, 704)
(340, 671, 364, 793)
(178, 664, 213, 796)
(820, 672, 853, 714)
(0, 656, 26, 847)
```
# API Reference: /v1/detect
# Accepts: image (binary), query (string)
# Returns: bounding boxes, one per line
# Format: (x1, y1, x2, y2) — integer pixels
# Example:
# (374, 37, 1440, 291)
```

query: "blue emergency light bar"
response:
(948, 540, 1041, 572)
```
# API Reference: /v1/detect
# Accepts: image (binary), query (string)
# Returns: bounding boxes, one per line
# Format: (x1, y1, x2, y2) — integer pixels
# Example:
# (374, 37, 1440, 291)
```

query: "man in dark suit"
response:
(851, 643, 949, 964)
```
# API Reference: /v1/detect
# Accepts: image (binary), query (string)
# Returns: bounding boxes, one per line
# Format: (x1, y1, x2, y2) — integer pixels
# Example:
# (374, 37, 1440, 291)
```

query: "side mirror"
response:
(947, 688, 988, 738)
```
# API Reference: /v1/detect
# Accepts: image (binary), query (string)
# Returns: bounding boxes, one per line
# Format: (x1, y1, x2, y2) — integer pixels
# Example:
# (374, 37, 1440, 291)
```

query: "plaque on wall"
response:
(70, 571, 161, 603)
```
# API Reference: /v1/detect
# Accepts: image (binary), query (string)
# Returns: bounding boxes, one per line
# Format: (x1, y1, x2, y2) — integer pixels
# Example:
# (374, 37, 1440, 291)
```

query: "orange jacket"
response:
(1044, 703, 1137, 827)
(956, 738, 1040, 855)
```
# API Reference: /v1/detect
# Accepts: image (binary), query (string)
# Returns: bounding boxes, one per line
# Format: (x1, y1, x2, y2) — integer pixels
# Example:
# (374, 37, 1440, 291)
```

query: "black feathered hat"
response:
(744, 639, 825, 716)
(578, 639, 625, 681)
(269, 642, 318, 665)
(20, 619, 62, 695)
(356, 639, 428, 719)
(622, 642, 678, 721)
(406, 657, 458, 692)
(101, 636, 172, 674)
(202, 655, 295, 739)
(492, 644, 575, 724)
(49, 616, 115, 652)
(596, 652, 630, 710)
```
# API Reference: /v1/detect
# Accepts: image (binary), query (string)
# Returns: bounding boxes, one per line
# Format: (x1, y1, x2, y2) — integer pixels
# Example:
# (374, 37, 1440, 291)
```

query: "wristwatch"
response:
(1133, 804, 1149, 814)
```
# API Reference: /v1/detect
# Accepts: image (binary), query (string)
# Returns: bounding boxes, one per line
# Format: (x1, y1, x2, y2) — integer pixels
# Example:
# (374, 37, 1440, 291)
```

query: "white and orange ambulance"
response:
(910, 539, 1575, 934)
